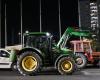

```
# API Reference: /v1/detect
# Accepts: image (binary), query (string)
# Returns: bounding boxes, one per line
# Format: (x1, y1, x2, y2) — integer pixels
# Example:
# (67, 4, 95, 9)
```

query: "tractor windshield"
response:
(24, 35, 47, 47)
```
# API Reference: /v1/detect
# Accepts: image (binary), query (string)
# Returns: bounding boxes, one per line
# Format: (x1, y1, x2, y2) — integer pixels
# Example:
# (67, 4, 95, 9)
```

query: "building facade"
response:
(79, 0, 100, 45)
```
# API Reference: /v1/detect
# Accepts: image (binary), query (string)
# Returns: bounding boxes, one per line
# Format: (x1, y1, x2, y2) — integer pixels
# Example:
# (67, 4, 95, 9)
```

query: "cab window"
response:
(0, 50, 10, 57)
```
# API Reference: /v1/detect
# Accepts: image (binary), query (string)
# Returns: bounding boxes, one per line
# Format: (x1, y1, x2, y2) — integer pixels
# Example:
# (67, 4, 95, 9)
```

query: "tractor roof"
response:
(24, 32, 48, 35)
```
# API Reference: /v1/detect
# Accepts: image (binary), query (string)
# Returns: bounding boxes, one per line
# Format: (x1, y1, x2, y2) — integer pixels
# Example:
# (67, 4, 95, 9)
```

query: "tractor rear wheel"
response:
(57, 57, 75, 75)
(17, 51, 42, 76)
(76, 53, 87, 69)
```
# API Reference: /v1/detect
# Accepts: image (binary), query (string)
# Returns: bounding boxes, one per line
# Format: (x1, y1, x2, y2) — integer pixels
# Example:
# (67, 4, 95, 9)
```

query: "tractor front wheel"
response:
(57, 57, 75, 75)
(17, 51, 42, 76)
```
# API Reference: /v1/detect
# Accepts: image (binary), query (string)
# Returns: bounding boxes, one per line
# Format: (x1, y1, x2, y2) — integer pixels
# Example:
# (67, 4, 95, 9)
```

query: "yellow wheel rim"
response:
(61, 60, 73, 72)
(22, 56, 37, 72)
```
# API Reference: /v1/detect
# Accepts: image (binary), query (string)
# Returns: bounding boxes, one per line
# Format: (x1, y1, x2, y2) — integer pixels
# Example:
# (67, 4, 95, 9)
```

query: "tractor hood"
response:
(60, 48, 73, 55)
(60, 48, 76, 59)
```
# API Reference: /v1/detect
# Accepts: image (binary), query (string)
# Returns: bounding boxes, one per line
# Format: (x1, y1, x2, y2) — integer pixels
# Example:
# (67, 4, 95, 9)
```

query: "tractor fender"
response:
(84, 53, 88, 58)
(84, 52, 93, 62)
(17, 47, 44, 59)
(54, 54, 71, 69)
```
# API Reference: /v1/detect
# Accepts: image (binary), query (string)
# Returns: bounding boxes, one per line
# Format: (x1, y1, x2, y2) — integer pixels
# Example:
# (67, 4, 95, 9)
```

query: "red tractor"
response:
(70, 40, 100, 68)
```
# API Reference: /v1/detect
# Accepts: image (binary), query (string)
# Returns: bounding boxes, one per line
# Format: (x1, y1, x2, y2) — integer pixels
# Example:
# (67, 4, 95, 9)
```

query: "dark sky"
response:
(1, 0, 78, 47)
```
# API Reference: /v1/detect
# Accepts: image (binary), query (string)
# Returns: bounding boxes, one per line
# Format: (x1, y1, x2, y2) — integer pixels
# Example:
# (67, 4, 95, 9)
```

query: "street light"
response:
(21, 0, 23, 45)
(5, 3, 7, 47)
(40, 0, 42, 32)
(25, 30, 29, 33)
(58, 0, 61, 38)
(78, 0, 81, 29)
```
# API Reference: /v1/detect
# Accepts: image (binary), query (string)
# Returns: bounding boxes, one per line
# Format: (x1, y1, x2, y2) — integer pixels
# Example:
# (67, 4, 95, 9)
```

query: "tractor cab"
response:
(70, 40, 92, 54)
(70, 40, 100, 67)
(70, 40, 93, 62)
(23, 32, 53, 51)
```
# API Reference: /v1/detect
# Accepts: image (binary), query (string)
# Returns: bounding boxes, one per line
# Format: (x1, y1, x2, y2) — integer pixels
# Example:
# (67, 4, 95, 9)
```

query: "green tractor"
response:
(16, 27, 88, 75)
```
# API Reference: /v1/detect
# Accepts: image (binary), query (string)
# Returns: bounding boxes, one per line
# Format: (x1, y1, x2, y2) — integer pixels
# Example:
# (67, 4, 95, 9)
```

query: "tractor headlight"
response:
(46, 32, 50, 36)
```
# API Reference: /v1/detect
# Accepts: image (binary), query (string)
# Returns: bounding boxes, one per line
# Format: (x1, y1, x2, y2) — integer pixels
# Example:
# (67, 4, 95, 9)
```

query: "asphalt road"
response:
(0, 65, 100, 80)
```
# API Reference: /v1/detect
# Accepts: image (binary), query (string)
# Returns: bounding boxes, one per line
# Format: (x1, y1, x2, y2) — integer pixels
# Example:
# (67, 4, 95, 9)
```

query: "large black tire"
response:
(76, 53, 87, 69)
(17, 51, 42, 76)
(11, 62, 17, 71)
(57, 57, 75, 75)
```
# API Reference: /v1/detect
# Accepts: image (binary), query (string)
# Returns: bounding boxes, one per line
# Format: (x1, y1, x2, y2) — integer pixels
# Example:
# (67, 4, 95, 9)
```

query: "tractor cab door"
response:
(36, 36, 53, 65)
(38, 36, 50, 52)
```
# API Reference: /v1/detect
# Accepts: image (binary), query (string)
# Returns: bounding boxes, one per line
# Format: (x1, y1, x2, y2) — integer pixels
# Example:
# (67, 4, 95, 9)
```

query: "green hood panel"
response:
(60, 48, 76, 59)
(65, 27, 90, 37)
(60, 48, 72, 54)
(52, 46, 72, 55)
(71, 31, 90, 37)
